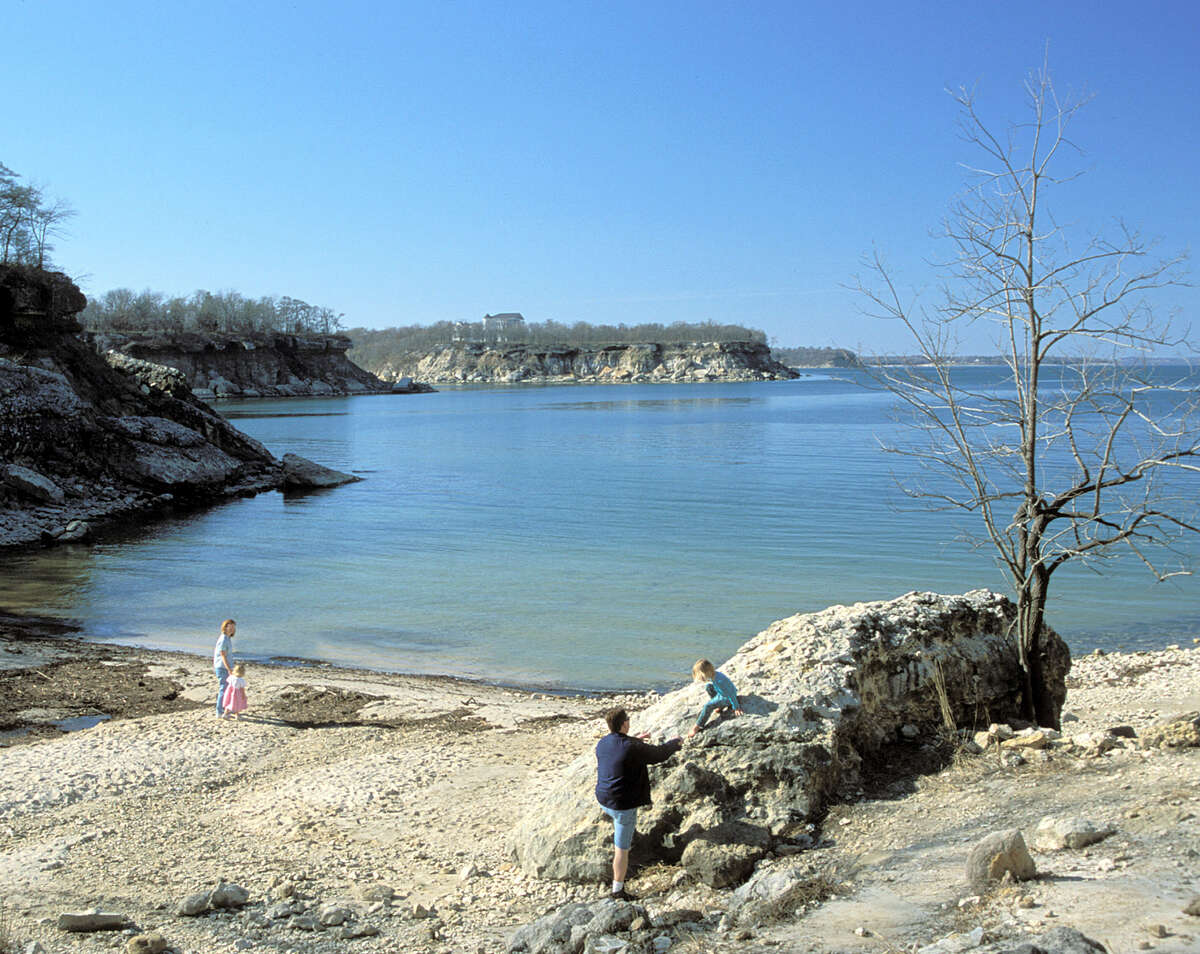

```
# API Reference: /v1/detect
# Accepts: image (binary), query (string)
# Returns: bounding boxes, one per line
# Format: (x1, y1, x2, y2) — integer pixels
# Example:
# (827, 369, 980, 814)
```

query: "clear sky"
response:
(5, 0, 1198, 352)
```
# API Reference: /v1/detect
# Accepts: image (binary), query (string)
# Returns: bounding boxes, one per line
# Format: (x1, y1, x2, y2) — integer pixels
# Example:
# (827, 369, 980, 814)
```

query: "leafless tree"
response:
(855, 62, 1198, 728)
(27, 192, 76, 268)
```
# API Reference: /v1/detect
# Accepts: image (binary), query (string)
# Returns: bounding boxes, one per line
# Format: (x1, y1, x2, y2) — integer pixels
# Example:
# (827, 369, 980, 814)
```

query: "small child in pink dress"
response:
(221, 663, 248, 718)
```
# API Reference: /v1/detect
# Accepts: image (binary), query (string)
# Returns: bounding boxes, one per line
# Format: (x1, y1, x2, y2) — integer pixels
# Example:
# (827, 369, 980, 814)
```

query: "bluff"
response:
(359, 340, 799, 385)
(0, 265, 357, 549)
(91, 330, 415, 399)
(511, 589, 1070, 888)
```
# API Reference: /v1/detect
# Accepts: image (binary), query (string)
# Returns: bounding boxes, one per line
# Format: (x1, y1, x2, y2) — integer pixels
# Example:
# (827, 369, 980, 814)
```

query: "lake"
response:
(1, 369, 1196, 690)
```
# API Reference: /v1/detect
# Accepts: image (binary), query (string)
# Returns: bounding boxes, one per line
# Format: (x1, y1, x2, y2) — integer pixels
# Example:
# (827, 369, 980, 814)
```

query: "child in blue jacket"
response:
(686, 658, 744, 738)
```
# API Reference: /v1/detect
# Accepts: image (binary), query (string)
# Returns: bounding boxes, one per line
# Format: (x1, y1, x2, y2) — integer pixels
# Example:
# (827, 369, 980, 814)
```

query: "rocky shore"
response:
(94, 331, 432, 400)
(362, 340, 798, 386)
(1, 597, 1196, 954)
(0, 265, 360, 550)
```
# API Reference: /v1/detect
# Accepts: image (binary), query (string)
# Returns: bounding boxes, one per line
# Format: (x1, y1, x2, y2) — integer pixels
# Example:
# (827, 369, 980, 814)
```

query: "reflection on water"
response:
(54, 714, 111, 731)
(220, 410, 352, 420)
(1, 375, 1196, 690)
(539, 396, 759, 412)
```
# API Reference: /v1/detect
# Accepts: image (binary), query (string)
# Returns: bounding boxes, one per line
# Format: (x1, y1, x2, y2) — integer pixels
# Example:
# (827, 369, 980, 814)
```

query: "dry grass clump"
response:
(0, 902, 17, 954)
(745, 856, 858, 927)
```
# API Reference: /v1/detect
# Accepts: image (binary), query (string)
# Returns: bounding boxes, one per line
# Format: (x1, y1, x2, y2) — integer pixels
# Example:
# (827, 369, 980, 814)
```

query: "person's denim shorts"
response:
(600, 806, 637, 850)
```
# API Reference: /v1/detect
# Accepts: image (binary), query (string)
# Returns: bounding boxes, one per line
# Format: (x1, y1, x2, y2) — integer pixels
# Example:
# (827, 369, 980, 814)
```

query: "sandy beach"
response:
(1, 624, 1198, 954)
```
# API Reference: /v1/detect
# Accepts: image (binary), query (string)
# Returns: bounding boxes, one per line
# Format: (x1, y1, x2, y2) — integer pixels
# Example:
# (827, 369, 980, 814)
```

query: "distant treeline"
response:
(81, 288, 345, 335)
(773, 346, 861, 367)
(345, 320, 768, 368)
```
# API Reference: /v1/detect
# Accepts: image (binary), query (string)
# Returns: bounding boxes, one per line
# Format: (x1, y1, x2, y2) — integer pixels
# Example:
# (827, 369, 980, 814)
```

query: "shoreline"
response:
(0, 608, 658, 698)
(0, 615, 647, 749)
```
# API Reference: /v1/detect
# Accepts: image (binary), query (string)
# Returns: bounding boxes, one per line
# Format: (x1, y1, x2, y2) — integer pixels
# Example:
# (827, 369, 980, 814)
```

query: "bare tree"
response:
(27, 192, 76, 267)
(855, 62, 1198, 728)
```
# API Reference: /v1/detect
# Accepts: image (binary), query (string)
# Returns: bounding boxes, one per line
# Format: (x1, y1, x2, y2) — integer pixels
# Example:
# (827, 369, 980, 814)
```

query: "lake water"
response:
(1, 370, 1197, 691)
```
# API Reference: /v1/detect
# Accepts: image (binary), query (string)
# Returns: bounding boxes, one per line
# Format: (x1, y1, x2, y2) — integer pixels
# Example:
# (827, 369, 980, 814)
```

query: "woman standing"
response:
(213, 619, 236, 716)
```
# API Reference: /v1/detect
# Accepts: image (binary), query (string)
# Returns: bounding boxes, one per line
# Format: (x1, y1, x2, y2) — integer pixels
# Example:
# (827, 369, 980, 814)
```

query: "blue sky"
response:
(5, 0, 1198, 352)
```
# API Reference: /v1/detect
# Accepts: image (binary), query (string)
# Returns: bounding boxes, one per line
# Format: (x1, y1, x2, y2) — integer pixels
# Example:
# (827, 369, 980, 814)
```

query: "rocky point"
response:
(0, 264, 358, 549)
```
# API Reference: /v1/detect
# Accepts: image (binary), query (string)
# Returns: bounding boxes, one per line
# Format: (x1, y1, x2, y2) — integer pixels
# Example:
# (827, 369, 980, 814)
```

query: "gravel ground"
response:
(0, 627, 1197, 954)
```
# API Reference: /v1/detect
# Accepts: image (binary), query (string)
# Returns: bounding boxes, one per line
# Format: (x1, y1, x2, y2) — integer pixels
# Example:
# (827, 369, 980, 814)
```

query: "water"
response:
(1, 370, 1197, 690)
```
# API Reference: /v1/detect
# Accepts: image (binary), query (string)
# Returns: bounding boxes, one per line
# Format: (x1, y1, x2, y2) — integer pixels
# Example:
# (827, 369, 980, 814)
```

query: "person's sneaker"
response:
(609, 888, 637, 902)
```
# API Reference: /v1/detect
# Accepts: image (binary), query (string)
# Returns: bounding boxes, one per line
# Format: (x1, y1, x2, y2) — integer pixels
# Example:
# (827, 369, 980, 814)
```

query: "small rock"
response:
(341, 923, 381, 939)
(966, 829, 1037, 886)
(1070, 730, 1118, 755)
(56, 910, 128, 932)
(901, 724, 919, 739)
(1001, 731, 1048, 751)
(270, 881, 295, 901)
(352, 883, 395, 903)
(209, 882, 250, 909)
(177, 890, 212, 916)
(290, 915, 320, 931)
(1140, 711, 1200, 749)
(1184, 896, 1200, 917)
(1147, 924, 1168, 938)
(1017, 895, 1035, 909)
(1031, 816, 1115, 851)
(125, 933, 168, 954)
(318, 905, 352, 927)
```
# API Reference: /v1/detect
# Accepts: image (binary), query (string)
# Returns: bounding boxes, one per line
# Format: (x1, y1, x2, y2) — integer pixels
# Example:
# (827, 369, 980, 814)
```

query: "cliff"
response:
(773, 345, 862, 368)
(91, 330, 416, 399)
(359, 339, 799, 385)
(0, 265, 357, 550)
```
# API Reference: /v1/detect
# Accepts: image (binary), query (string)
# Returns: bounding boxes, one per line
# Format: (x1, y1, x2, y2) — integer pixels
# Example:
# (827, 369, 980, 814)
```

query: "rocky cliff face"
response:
(0, 266, 356, 549)
(93, 331, 399, 399)
(510, 590, 1070, 888)
(362, 340, 798, 385)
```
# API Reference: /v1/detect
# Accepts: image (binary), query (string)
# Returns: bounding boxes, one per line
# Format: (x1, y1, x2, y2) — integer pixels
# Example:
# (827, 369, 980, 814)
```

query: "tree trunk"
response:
(1017, 567, 1061, 730)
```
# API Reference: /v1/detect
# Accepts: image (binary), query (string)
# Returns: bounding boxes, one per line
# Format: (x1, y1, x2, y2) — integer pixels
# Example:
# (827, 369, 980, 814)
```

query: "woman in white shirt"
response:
(213, 619, 236, 716)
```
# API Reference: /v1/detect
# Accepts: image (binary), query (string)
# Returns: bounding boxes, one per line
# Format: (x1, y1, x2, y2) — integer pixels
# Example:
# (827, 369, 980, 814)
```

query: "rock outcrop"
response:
(93, 330, 429, 399)
(363, 340, 798, 385)
(0, 265, 358, 549)
(510, 590, 1070, 887)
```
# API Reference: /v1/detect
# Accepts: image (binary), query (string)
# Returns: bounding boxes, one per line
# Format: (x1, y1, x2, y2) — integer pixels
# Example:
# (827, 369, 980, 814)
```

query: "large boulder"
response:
(280, 453, 362, 490)
(3, 463, 65, 503)
(511, 590, 1070, 885)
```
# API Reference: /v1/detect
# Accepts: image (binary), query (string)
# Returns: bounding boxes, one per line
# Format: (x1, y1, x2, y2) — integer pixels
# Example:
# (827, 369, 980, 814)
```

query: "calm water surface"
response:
(2, 371, 1197, 690)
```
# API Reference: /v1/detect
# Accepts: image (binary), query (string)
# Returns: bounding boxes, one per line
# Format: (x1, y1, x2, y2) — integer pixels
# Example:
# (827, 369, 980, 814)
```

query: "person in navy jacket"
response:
(594, 707, 682, 900)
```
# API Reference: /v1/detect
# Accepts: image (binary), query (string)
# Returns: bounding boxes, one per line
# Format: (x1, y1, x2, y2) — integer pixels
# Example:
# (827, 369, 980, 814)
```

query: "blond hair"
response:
(220, 619, 237, 636)
(692, 658, 715, 681)
(232, 663, 246, 677)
